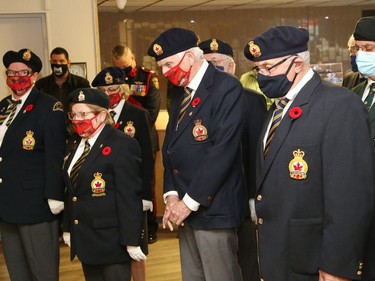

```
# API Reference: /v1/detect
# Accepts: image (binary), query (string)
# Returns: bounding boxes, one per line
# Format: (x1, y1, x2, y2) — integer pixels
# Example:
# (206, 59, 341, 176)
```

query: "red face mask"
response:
(6, 75, 34, 96)
(108, 93, 122, 109)
(71, 113, 102, 138)
(164, 52, 192, 87)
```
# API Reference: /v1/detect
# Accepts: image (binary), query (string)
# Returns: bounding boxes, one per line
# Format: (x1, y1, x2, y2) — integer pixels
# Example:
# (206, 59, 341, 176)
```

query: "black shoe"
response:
(148, 232, 158, 244)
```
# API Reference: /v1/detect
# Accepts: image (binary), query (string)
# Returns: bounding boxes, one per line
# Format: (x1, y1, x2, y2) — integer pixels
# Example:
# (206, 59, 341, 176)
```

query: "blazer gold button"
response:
(358, 264, 363, 270)
(74, 220, 79, 225)
(0, 157, 2, 161)
(258, 218, 263, 225)
(72, 197, 77, 202)
(173, 169, 179, 175)
(357, 270, 362, 276)
(0, 178, 3, 183)
(257, 195, 263, 201)
(207, 196, 213, 201)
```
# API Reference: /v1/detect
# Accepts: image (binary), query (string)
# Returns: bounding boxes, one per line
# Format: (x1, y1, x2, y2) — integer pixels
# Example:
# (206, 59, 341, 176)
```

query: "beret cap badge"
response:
(210, 39, 219, 51)
(105, 72, 113, 85)
(78, 91, 85, 101)
(249, 41, 261, 58)
(153, 44, 163, 56)
(22, 50, 32, 61)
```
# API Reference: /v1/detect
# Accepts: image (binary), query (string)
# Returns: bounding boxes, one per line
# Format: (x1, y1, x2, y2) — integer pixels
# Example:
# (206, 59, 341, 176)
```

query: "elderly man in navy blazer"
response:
(244, 26, 375, 281)
(148, 28, 248, 281)
(0, 49, 66, 281)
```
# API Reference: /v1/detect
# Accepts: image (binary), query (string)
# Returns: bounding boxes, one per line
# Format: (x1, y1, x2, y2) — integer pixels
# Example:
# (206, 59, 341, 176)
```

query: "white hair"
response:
(296, 50, 310, 66)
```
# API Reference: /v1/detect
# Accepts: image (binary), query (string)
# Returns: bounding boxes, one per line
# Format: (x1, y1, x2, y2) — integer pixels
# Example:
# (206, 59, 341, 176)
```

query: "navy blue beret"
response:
(68, 88, 110, 109)
(354, 17, 375, 41)
(199, 38, 234, 57)
(3, 48, 42, 72)
(147, 27, 199, 61)
(92, 67, 126, 87)
(244, 26, 309, 61)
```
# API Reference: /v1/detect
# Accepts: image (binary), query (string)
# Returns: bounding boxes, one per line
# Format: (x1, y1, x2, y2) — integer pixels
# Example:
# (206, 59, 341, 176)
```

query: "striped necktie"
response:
(264, 98, 289, 156)
(0, 99, 21, 126)
(70, 140, 91, 187)
(178, 87, 192, 124)
(364, 83, 375, 111)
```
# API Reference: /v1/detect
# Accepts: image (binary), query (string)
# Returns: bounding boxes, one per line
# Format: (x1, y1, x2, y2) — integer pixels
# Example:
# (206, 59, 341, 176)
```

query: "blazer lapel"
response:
(74, 125, 113, 189)
(170, 65, 215, 146)
(257, 72, 321, 191)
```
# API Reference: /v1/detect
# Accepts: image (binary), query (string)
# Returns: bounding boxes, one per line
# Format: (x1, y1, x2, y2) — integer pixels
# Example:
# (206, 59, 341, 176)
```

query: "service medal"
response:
(288, 149, 308, 180)
(192, 119, 208, 141)
(124, 121, 136, 137)
(22, 130, 35, 150)
(131, 83, 147, 96)
(91, 172, 106, 197)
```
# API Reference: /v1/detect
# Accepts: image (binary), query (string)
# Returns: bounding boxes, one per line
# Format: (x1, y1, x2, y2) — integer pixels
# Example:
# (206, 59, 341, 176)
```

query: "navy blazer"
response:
(0, 88, 66, 224)
(255, 72, 375, 280)
(241, 88, 267, 204)
(114, 101, 154, 201)
(163, 63, 248, 230)
(63, 125, 143, 265)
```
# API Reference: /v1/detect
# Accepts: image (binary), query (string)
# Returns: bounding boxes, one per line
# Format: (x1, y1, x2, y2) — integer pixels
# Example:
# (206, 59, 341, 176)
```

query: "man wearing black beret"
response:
(0, 48, 66, 280)
(148, 28, 248, 280)
(244, 26, 375, 281)
(352, 16, 375, 281)
(200, 37, 267, 281)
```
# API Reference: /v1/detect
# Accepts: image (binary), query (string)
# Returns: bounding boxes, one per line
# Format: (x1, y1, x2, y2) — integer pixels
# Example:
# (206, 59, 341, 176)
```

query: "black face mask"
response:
(257, 58, 298, 99)
(122, 65, 133, 75)
(51, 64, 69, 77)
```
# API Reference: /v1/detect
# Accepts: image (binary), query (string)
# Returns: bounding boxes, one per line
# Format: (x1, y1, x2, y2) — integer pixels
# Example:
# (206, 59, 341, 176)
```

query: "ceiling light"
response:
(116, 0, 127, 10)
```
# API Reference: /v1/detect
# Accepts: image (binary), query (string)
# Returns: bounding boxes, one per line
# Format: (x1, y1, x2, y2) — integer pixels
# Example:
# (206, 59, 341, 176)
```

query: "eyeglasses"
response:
(210, 58, 230, 66)
(356, 45, 375, 52)
(257, 55, 294, 76)
(6, 69, 31, 77)
(67, 111, 95, 120)
(97, 86, 121, 94)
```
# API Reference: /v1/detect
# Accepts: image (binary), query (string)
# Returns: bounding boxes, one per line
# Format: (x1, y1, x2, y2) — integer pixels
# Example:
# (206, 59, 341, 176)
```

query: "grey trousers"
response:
(0, 219, 60, 281)
(178, 222, 243, 281)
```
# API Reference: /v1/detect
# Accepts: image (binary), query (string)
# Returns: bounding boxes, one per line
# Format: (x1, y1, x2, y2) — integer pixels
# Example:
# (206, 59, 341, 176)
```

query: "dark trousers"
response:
(0, 219, 59, 281)
(237, 217, 260, 281)
(82, 262, 131, 281)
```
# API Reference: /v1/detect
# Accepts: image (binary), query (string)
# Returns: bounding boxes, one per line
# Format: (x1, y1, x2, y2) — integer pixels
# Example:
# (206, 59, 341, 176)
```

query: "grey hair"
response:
(296, 50, 310, 66)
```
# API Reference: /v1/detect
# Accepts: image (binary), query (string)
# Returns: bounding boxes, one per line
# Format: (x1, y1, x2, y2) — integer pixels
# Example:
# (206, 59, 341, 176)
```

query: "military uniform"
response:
(125, 66, 161, 152)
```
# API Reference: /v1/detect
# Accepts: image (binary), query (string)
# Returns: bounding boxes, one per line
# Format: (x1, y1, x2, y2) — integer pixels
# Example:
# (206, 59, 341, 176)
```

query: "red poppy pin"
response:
(114, 123, 120, 129)
(23, 104, 33, 113)
(192, 97, 200, 107)
(289, 106, 302, 119)
(102, 146, 112, 156)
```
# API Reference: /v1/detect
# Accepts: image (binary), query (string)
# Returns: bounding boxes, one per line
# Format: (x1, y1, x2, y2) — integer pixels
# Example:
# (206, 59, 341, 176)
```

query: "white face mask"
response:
(356, 50, 375, 77)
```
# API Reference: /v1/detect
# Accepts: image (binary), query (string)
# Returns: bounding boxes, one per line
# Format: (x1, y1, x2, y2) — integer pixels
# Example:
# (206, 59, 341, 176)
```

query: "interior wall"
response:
(0, 0, 100, 99)
(98, 5, 375, 109)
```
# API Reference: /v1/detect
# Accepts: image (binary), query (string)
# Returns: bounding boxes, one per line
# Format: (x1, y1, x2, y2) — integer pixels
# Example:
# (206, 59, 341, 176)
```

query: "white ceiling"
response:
(97, 0, 375, 12)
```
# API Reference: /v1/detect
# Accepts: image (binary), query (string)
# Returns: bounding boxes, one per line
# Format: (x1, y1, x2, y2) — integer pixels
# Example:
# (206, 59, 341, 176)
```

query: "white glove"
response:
(48, 199, 64, 215)
(63, 232, 71, 247)
(127, 246, 146, 261)
(142, 200, 153, 212)
(249, 198, 257, 223)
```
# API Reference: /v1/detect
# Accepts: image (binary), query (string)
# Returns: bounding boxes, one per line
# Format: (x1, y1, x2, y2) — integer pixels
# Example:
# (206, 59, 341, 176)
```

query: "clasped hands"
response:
(163, 195, 191, 231)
